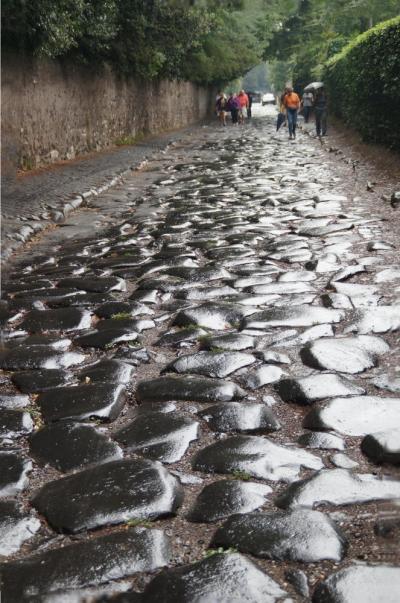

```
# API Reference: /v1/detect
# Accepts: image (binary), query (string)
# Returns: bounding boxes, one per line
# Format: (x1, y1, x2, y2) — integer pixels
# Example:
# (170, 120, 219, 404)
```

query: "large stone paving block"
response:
(164, 351, 256, 379)
(187, 480, 272, 523)
(313, 564, 400, 603)
(32, 458, 183, 532)
(0, 453, 32, 497)
(172, 302, 249, 330)
(0, 500, 41, 556)
(0, 409, 33, 439)
(276, 468, 400, 509)
(0, 346, 85, 370)
(20, 308, 92, 333)
(361, 429, 400, 465)
(12, 368, 71, 393)
(212, 509, 347, 562)
(136, 375, 245, 404)
(300, 335, 389, 374)
(303, 396, 400, 436)
(198, 402, 280, 433)
(114, 411, 199, 463)
(192, 435, 323, 482)
(76, 359, 134, 384)
(58, 276, 126, 292)
(346, 305, 400, 334)
(30, 421, 123, 472)
(142, 552, 286, 603)
(0, 528, 170, 602)
(37, 383, 126, 423)
(74, 328, 139, 349)
(276, 373, 365, 405)
(244, 305, 344, 329)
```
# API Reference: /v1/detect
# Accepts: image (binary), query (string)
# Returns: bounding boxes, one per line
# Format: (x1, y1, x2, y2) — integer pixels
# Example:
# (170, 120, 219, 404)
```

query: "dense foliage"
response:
(324, 17, 400, 149)
(1, 0, 292, 84)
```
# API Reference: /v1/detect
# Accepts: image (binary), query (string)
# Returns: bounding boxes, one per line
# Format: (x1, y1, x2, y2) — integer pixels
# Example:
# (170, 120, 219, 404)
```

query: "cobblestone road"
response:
(1, 108, 400, 602)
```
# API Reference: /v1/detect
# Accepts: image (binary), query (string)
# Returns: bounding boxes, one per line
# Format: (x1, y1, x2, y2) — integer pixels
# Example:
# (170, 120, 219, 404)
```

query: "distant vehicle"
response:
(251, 92, 262, 103)
(262, 93, 276, 105)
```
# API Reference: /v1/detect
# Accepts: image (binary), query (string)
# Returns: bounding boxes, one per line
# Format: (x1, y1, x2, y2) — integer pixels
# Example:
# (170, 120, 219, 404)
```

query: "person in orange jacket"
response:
(283, 86, 300, 139)
(237, 90, 249, 125)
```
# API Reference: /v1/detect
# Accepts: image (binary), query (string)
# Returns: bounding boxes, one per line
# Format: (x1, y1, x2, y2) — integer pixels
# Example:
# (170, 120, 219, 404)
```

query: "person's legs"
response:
(287, 109, 294, 137)
(315, 108, 322, 136)
(304, 106, 310, 123)
(232, 109, 238, 124)
(321, 110, 327, 135)
(292, 110, 298, 137)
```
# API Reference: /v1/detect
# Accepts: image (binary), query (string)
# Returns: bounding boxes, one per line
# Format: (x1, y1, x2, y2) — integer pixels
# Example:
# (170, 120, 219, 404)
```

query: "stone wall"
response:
(2, 53, 213, 173)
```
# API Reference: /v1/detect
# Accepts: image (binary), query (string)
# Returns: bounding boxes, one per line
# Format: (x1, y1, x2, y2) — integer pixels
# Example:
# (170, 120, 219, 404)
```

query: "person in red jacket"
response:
(283, 86, 300, 139)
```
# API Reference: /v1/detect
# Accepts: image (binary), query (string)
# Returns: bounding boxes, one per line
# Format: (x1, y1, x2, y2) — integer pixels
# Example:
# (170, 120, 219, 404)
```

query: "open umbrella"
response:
(304, 81, 324, 92)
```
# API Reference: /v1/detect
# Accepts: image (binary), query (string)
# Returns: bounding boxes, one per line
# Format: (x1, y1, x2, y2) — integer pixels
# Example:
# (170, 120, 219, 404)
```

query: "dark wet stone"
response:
(95, 301, 153, 319)
(30, 422, 122, 472)
(77, 359, 134, 384)
(156, 327, 208, 347)
(187, 480, 271, 523)
(244, 305, 343, 329)
(0, 500, 41, 556)
(136, 375, 245, 404)
(37, 383, 126, 423)
(303, 396, 400, 436)
(200, 333, 255, 351)
(0, 394, 30, 409)
(97, 317, 155, 333)
(297, 431, 345, 451)
(75, 328, 139, 349)
(212, 509, 347, 562)
(172, 303, 247, 330)
(300, 335, 389, 374)
(1, 528, 170, 601)
(164, 351, 255, 379)
(192, 435, 323, 481)
(313, 564, 400, 603)
(0, 346, 85, 370)
(9, 333, 72, 351)
(276, 374, 365, 405)
(242, 365, 287, 390)
(58, 276, 125, 292)
(276, 468, 400, 509)
(0, 453, 32, 497)
(372, 373, 400, 393)
(0, 409, 33, 439)
(32, 458, 183, 532)
(361, 429, 400, 464)
(198, 402, 280, 433)
(142, 552, 286, 603)
(12, 369, 70, 393)
(114, 412, 198, 463)
(346, 306, 400, 334)
(285, 569, 309, 599)
(20, 308, 91, 333)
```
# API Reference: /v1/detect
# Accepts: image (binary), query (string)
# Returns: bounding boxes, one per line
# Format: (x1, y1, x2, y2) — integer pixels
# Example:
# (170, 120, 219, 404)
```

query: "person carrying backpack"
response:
(283, 86, 300, 140)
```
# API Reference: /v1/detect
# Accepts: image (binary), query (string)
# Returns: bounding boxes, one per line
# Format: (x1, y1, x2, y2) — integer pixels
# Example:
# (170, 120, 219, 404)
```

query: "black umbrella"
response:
(276, 112, 285, 131)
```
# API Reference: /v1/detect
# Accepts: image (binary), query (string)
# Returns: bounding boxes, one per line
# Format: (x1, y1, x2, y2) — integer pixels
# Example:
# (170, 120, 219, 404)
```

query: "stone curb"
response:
(2, 156, 151, 263)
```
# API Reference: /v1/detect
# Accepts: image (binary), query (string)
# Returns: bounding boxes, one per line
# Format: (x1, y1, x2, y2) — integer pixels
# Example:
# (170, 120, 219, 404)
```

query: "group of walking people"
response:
(279, 85, 328, 139)
(215, 90, 252, 126)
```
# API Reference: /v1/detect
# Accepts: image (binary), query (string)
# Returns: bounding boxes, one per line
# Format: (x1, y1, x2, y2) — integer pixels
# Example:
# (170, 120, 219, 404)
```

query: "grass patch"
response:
(126, 518, 153, 528)
(202, 547, 238, 558)
(231, 469, 252, 481)
(111, 312, 132, 320)
(114, 133, 144, 147)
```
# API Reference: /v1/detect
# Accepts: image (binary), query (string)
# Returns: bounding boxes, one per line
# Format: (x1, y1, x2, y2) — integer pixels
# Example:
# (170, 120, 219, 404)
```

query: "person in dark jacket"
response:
(226, 93, 240, 125)
(314, 87, 328, 137)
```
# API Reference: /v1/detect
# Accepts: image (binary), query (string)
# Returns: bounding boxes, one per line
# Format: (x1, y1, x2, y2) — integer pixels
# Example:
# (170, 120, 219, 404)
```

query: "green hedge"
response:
(324, 17, 400, 150)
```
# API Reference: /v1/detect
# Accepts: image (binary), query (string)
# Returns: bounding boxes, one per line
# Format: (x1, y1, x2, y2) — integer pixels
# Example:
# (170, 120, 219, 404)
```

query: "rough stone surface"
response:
(276, 469, 400, 509)
(114, 412, 199, 463)
(198, 402, 280, 433)
(136, 375, 245, 404)
(20, 308, 92, 333)
(12, 368, 70, 393)
(361, 429, 400, 464)
(244, 305, 344, 329)
(276, 373, 365, 404)
(0, 501, 41, 556)
(300, 336, 389, 374)
(164, 351, 256, 379)
(0, 453, 32, 497)
(1, 528, 171, 602)
(30, 421, 122, 472)
(297, 431, 345, 450)
(303, 396, 400, 436)
(187, 480, 272, 523)
(242, 365, 287, 390)
(212, 509, 347, 562)
(37, 383, 126, 423)
(0, 409, 33, 439)
(32, 458, 183, 532)
(142, 553, 286, 603)
(192, 435, 323, 481)
(313, 564, 400, 603)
